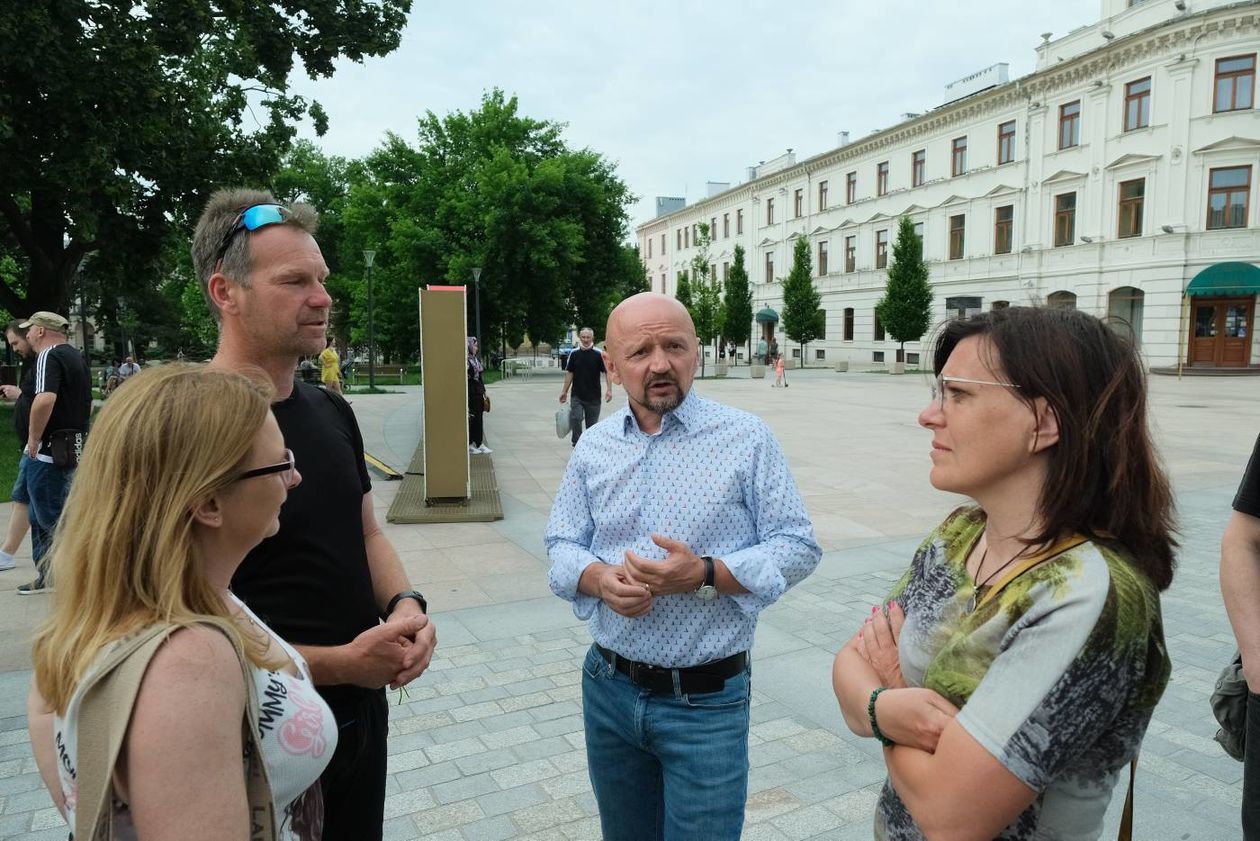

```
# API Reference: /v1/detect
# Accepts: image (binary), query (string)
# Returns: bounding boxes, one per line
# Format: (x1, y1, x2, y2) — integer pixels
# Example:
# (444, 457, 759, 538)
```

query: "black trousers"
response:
(468, 404, 485, 447)
(320, 689, 388, 841)
(570, 398, 601, 445)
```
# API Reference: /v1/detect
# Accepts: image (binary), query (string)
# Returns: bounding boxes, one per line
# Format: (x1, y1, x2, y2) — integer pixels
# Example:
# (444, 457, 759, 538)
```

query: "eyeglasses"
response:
(929, 375, 1021, 409)
(235, 449, 296, 485)
(213, 204, 289, 268)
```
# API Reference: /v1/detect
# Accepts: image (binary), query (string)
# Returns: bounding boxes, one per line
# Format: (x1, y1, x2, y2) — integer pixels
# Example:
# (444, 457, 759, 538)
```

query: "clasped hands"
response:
(856, 600, 958, 753)
(347, 608, 436, 691)
(596, 534, 705, 618)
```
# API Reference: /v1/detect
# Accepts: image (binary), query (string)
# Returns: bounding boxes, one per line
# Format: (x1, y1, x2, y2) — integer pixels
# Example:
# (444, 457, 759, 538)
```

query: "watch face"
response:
(697, 585, 719, 601)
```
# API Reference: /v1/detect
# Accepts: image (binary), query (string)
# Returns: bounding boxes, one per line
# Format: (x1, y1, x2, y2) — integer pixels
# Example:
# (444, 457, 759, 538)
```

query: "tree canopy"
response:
(876, 216, 934, 358)
(781, 236, 823, 364)
(722, 244, 753, 350)
(0, 0, 410, 322)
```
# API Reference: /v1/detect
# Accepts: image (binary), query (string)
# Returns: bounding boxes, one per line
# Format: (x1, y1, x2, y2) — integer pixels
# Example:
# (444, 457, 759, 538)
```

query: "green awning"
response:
(1185, 262, 1260, 297)
(754, 307, 779, 324)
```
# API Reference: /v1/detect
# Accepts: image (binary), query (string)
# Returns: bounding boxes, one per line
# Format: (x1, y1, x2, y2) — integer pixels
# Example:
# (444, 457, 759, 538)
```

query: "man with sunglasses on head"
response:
(192, 188, 436, 841)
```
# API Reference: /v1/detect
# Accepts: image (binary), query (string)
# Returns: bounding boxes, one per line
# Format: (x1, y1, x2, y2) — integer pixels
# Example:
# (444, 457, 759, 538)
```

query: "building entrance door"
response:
(1189, 297, 1254, 366)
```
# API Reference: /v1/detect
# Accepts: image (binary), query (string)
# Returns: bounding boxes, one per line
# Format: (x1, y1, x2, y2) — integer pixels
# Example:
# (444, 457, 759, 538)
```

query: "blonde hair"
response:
(32, 364, 279, 713)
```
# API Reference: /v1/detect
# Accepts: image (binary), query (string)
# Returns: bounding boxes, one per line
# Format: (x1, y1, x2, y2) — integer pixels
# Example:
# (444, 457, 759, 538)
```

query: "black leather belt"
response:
(595, 645, 747, 695)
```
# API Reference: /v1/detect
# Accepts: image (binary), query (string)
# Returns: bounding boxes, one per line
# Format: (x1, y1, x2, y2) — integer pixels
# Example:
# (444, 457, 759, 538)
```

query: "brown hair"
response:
(932, 306, 1177, 590)
(189, 187, 320, 321)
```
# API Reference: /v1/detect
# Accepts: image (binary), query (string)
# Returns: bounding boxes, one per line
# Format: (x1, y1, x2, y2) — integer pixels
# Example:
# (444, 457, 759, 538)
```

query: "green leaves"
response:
(782, 236, 823, 355)
(722, 244, 753, 347)
(876, 216, 933, 350)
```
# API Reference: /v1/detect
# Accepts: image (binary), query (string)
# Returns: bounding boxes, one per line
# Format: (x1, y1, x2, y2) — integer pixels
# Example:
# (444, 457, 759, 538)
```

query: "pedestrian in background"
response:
(559, 326, 612, 447)
(319, 338, 342, 395)
(0, 320, 33, 571)
(468, 336, 491, 454)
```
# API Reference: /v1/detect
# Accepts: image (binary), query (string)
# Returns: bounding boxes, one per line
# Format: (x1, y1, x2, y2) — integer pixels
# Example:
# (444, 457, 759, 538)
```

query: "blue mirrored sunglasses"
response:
(213, 204, 289, 267)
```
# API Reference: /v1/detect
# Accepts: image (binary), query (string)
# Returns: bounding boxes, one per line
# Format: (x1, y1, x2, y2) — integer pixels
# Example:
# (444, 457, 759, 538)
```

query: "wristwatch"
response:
(695, 556, 718, 601)
(384, 590, 428, 619)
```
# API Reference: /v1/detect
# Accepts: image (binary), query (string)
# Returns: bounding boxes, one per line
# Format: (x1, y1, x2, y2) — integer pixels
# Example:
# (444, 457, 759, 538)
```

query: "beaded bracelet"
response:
(868, 687, 895, 747)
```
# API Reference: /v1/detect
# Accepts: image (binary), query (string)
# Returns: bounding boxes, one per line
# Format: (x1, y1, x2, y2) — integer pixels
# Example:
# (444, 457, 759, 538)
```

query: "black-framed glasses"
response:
(235, 449, 296, 485)
(213, 204, 289, 267)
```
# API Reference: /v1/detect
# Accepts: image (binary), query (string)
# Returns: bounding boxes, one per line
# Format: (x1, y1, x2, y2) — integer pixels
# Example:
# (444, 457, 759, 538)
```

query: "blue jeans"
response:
(581, 644, 751, 841)
(10, 454, 28, 505)
(22, 456, 72, 580)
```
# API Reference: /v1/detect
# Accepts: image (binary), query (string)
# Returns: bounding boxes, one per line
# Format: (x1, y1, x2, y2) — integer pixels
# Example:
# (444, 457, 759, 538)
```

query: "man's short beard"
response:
(641, 377, 684, 414)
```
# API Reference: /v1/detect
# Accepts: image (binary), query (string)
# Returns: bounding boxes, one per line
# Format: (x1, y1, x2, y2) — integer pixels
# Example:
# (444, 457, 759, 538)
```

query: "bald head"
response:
(606, 292, 695, 354)
(604, 292, 698, 433)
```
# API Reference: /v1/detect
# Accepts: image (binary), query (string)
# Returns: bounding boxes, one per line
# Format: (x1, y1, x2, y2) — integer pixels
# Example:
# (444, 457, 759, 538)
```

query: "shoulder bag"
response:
(73, 619, 276, 840)
(1211, 649, 1248, 761)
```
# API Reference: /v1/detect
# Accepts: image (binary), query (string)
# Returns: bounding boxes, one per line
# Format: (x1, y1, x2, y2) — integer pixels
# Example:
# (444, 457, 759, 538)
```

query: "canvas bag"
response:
(1211, 649, 1248, 761)
(555, 407, 570, 438)
(73, 619, 276, 841)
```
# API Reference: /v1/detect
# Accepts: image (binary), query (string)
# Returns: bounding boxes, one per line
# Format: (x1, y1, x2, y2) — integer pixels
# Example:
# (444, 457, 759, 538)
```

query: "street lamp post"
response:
(470, 267, 482, 354)
(364, 249, 377, 390)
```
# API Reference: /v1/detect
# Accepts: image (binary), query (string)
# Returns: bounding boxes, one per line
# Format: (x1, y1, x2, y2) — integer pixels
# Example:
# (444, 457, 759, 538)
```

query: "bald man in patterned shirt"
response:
(545, 292, 821, 841)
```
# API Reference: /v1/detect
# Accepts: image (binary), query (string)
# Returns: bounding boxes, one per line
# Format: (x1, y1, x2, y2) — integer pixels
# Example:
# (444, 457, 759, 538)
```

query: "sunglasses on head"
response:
(213, 204, 289, 268)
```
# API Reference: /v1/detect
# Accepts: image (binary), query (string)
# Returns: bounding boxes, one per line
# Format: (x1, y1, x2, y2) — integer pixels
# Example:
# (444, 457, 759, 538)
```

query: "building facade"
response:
(636, 0, 1260, 369)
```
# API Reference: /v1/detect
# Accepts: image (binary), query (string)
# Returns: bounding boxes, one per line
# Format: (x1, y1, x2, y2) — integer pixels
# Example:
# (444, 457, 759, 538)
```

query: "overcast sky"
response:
(287, 0, 1101, 230)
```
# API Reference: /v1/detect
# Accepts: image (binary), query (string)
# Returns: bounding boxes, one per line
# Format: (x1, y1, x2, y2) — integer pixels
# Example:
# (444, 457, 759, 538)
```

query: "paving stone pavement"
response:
(0, 370, 1252, 839)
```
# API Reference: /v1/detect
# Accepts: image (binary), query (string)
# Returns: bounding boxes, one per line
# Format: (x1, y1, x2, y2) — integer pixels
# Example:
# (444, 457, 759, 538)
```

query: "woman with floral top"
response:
(833, 306, 1176, 840)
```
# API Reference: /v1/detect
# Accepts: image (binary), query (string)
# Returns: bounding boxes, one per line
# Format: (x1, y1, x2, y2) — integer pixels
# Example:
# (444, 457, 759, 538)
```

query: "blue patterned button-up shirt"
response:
(545, 392, 821, 668)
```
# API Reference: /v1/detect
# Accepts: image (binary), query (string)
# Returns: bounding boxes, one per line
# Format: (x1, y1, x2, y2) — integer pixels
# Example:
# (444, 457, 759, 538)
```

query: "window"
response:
(794, 189, 803, 218)
(816, 349, 826, 360)
(647, 238, 652, 258)
(818, 180, 829, 210)
(846, 172, 857, 204)
(875, 229, 889, 269)
(874, 310, 886, 341)
(677, 229, 682, 249)
(949, 214, 965, 260)
(723, 262, 730, 282)
(945, 296, 983, 318)
(877, 162, 889, 196)
(737, 209, 744, 234)
(766, 198, 775, 225)
(1214, 55, 1256, 113)
(912, 150, 926, 187)
(997, 120, 1016, 165)
(765, 251, 775, 283)
(1054, 193, 1076, 246)
(661, 234, 665, 253)
(710, 218, 717, 240)
(845, 236, 856, 272)
(723, 213, 729, 238)
(660, 274, 666, 293)
(1124, 77, 1151, 131)
(1207, 166, 1252, 229)
(994, 205, 1013, 254)
(1059, 101, 1081, 150)
(1117, 179, 1145, 238)
(951, 137, 968, 177)
(843, 307, 854, 341)
(685, 227, 690, 248)
(913, 221, 924, 241)
(818, 241, 829, 275)
(815, 311, 826, 340)
(1047, 291, 1077, 310)
(873, 351, 885, 363)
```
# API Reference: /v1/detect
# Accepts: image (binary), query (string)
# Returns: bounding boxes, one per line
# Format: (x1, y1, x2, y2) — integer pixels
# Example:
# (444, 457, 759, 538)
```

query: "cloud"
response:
(286, 0, 1099, 228)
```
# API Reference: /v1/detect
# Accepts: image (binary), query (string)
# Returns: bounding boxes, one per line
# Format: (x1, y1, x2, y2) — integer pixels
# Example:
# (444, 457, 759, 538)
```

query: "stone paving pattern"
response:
(0, 369, 1252, 839)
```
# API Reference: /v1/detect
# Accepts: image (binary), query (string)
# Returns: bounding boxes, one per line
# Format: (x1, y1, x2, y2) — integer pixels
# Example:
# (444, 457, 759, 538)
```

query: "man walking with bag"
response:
(559, 327, 611, 447)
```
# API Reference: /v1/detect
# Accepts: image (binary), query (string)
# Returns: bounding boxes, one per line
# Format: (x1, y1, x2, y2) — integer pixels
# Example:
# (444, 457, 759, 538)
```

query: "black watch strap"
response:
(384, 590, 427, 619)
(700, 555, 715, 588)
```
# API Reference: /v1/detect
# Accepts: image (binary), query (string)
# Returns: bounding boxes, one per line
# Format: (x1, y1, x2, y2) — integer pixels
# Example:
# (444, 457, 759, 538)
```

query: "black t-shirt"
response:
(1234, 434, 1260, 517)
(32, 344, 91, 457)
(13, 359, 34, 443)
(230, 381, 376, 708)
(564, 347, 605, 402)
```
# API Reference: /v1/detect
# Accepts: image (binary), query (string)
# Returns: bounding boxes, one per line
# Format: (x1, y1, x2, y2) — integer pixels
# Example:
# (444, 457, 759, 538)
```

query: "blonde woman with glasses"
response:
(28, 364, 337, 841)
(833, 306, 1175, 840)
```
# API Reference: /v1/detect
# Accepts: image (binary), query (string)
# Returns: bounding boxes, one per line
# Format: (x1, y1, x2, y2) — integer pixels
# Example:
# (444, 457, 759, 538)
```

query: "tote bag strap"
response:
(1117, 756, 1137, 841)
(73, 620, 276, 841)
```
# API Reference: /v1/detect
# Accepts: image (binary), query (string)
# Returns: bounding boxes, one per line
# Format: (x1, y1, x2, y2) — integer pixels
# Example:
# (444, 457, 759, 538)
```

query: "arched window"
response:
(1046, 291, 1077, 310)
(1108, 286, 1145, 346)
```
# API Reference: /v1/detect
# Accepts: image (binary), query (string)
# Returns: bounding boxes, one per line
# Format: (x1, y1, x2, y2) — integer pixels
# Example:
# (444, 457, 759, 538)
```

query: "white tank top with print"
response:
(54, 599, 338, 841)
